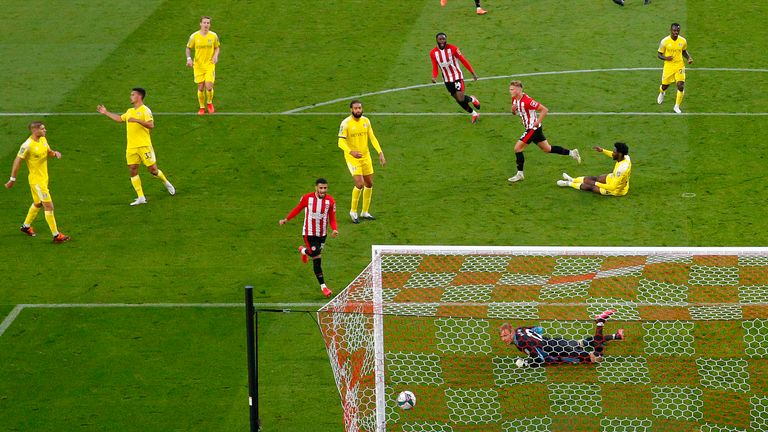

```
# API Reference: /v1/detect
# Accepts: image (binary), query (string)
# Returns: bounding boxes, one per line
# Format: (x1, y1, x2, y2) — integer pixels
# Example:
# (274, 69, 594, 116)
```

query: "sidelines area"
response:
(0, 302, 327, 338)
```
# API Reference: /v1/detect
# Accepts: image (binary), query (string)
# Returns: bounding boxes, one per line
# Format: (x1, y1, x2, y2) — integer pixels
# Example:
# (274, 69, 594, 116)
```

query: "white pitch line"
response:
(0, 302, 326, 338)
(0, 305, 26, 338)
(1, 67, 766, 118)
(0, 111, 766, 117)
(284, 67, 768, 113)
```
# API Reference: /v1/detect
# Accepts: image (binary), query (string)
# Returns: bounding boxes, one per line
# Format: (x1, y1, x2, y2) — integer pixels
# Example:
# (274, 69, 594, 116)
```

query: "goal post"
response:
(318, 246, 768, 432)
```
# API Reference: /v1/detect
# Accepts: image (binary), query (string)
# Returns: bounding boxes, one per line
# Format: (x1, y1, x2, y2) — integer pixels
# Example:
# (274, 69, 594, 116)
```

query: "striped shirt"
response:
(430, 44, 475, 83)
(284, 192, 338, 237)
(512, 94, 541, 130)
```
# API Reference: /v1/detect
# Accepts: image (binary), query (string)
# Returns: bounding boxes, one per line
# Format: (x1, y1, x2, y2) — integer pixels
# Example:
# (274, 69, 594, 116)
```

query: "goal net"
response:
(317, 246, 768, 432)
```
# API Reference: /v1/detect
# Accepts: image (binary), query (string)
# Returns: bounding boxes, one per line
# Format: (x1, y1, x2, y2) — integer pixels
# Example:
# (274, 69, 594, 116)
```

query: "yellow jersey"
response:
(602, 149, 632, 194)
(338, 115, 382, 157)
(121, 105, 153, 149)
(17, 136, 50, 185)
(187, 30, 220, 67)
(658, 35, 688, 70)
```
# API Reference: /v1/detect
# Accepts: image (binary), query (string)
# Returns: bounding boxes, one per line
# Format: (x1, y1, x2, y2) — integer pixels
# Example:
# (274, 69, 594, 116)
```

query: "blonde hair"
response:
(509, 80, 523, 89)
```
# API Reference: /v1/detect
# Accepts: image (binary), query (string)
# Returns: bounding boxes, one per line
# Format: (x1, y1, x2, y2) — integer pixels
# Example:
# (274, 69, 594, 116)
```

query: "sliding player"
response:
(558, 142, 632, 196)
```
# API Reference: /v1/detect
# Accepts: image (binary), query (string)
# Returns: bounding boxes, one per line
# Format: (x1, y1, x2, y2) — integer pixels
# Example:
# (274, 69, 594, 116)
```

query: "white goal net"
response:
(317, 246, 768, 432)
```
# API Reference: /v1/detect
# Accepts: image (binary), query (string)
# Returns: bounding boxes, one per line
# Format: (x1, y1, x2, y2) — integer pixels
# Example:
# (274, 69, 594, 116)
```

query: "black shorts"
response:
(519, 127, 546, 144)
(444, 79, 465, 95)
(303, 235, 326, 257)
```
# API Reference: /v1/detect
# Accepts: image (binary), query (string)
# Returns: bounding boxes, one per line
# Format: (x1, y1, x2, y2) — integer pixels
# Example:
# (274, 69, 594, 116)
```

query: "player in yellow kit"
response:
(557, 142, 632, 196)
(4, 122, 70, 243)
(657, 23, 693, 114)
(337, 100, 386, 223)
(98, 88, 176, 206)
(186, 16, 221, 115)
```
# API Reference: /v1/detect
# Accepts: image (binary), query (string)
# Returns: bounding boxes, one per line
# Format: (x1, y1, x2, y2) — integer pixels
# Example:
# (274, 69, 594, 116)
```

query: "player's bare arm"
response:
(185, 46, 194, 67)
(683, 50, 693, 64)
(657, 52, 673, 61)
(349, 151, 364, 159)
(127, 118, 155, 129)
(212, 47, 220, 64)
(97, 105, 123, 122)
(533, 104, 548, 128)
(47, 149, 62, 159)
(593, 146, 604, 152)
(378, 152, 387, 166)
(4, 157, 22, 188)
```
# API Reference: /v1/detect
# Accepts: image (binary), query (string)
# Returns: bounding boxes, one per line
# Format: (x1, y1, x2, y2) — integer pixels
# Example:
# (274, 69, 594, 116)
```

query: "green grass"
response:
(1, 0, 767, 430)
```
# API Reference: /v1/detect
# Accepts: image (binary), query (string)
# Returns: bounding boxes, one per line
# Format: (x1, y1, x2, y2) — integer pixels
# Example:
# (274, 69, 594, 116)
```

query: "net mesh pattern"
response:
(318, 248, 768, 431)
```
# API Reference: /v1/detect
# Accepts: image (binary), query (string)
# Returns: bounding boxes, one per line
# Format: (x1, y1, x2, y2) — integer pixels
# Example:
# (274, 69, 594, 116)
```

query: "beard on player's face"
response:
(352, 111, 363, 118)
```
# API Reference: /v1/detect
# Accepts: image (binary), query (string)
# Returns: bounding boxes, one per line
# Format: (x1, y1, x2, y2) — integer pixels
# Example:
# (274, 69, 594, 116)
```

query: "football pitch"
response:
(1, 0, 767, 430)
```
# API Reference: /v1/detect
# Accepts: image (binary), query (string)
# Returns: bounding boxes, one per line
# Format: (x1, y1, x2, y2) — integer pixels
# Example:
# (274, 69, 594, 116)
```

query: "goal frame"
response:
(366, 245, 768, 431)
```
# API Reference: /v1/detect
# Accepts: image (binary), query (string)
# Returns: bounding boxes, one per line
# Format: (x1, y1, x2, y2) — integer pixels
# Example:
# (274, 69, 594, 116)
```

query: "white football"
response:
(396, 390, 416, 410)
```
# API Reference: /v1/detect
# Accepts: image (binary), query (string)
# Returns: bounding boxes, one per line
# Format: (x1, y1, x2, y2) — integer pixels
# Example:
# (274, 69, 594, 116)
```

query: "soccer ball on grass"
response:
(396, 390, 416, 410)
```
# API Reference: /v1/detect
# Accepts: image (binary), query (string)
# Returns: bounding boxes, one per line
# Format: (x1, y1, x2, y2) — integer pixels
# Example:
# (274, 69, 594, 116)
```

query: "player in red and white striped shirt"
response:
(430, 33, 482, 124)
(279, 178, 338, 297)
(507, 80, 581, 183)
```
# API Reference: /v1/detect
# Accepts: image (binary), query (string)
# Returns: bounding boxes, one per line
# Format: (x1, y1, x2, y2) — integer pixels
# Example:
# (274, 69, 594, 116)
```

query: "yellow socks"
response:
(44, 210, 58, 235)
(570, 177, 585, 190)
(362, 187, 373, 214)
(24, 203, 41, 226)
(197, 90, 205, 108)
(131, 175, 144, 198)
(675, 90, 685, 106)
(154, 170, 168, 183)
(351, 187, 362, 213)
(206, 88, 214, 104)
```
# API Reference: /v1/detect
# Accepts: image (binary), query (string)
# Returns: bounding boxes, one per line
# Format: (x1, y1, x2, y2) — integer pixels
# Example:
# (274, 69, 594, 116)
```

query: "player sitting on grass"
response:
(499, 309, 624, 367)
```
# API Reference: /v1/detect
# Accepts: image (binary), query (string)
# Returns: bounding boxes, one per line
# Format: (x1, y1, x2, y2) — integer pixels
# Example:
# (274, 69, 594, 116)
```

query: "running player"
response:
(279, 178, 338, 298)
(657, 23, 693, 114)
(430, 33, 482, 124)
(507, 80, 581, 183)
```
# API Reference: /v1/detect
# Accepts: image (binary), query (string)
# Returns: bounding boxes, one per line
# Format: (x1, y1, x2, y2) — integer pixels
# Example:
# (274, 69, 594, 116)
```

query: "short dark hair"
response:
(28, 121, 45, 131)
(671, 23, 681, 29)
(132, 87, 146, 99)
(614, 142, 629, 155)
(315, 178, 328, 185)
(349, 99, 361, 108)
(436, 32, 446, 39)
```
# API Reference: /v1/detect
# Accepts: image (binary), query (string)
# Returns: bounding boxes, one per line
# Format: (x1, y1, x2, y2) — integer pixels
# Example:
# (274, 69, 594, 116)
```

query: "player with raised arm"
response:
(507, 80, 581, 183)
(279, 178, 338, 298)
(338, 100, 386, 224)
(5, 122, 70, 243)
(430, 33, 482, 124)
(500, 309, 624, 367)
(558, 142, 632, 196)
(97, 88, 176, 206)
(186, 16, 221, 115)
(657, 23, 693, 114)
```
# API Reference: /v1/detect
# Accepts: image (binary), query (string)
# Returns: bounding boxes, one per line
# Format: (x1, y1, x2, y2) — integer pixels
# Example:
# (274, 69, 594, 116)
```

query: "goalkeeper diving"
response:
(499, 309, 624, 368)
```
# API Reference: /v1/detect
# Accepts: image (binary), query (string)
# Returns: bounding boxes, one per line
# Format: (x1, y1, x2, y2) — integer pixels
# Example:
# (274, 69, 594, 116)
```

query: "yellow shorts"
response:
(661, 66, 686, 86)
(345, 154, 374, 177)
(595, 181, 627, 196)
(30, 183, 52, 204)
(194, 65, 216, 84)
(126, 146, 157, 167)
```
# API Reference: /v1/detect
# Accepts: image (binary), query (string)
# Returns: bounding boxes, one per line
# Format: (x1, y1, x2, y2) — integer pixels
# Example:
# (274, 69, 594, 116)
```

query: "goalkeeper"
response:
(499, 309, 624, 368)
